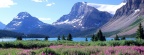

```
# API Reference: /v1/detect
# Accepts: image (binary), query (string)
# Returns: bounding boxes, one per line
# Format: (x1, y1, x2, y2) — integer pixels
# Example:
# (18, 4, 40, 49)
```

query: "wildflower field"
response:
(0, 39, 144, 55)
(0, 46, 144, 55)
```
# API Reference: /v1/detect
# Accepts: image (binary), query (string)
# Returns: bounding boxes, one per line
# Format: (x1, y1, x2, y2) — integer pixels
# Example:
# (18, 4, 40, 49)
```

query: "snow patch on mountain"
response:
(14, 12, 31, 19)
(13, 21, 22, 26)
(53, 13, 85, 25)
(134, 9, 140, 13)
(87, 2, 126, 14)
(135, 9, 140, 12)
(54, 18, 82, 25)
(132, 9, 140, 15)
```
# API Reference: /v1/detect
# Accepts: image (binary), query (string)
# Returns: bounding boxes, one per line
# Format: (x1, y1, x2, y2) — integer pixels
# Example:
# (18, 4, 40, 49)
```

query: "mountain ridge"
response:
(5, 12, 48, 33)
(0, 22, 5, 29)
(4, 2, 113, 37)
(53, 2, 112, 31)
(5, 1, 142, 37)
(101, 0, 144, 37)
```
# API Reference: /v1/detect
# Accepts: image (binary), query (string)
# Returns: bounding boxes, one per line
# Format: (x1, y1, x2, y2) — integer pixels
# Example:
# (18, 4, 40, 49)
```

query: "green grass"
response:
(130, 16, 144, 27)
(103, 30, 121, 37)
(0, 48, 22, 55)
(0, 40, 51, 49)
(0, 39, 144, 49)
(1, 45, 144, 55)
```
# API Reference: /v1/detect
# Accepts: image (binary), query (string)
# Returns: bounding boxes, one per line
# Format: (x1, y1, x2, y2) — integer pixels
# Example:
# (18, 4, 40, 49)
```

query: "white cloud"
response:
(46, 3, 55, 6)
(38, 18, 51, 21)
(87, 2, 126, 14)
(0, 0, 16, 8)
(32, 0, 48, 2)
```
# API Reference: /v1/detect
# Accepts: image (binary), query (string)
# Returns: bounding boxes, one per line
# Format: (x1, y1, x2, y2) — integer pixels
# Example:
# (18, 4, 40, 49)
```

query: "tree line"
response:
(0, 30, 23, 38)
(56, 29, 125, 41)
(56, 23, 144, 42)
(0, 30, 49, 38)
(2, 23, 144, 41)
(57, 33, 72, 41)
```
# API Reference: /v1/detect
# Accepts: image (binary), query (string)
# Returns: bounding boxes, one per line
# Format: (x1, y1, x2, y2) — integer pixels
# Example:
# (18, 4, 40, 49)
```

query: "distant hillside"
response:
(0, 30, 48, 38)
(0, 30, 23, 38)
(101, 0, 144, 37)
(0, 22, 5, 29)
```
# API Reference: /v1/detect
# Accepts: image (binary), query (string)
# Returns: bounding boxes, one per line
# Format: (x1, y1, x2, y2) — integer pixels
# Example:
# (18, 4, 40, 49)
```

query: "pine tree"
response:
(114, 34, 120, 40)
(94, 35, 98, 41)
(92, 30, 106, 41)
(85, 37, 88, 41)
(44, 36, 48, 41)
(91, 34, 98, 41)
(102, 36, 106, 41)
(62, 35, 66, 40)
(57, 35, 60, 41)
(136, 23, 144, 39)
(97, 30, 106, 41)
(67, 33, 72, 41)
(17, 36, 22, 40)
(91, 34, 95, 41)
(121, 37, 126, 40)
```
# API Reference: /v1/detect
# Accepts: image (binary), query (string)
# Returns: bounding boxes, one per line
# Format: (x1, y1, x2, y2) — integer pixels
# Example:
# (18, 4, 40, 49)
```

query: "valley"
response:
(0, 0, 144, 55)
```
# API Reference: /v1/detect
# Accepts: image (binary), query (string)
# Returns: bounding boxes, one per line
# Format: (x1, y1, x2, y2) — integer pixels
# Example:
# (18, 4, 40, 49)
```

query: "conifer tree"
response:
(114, 34, 120, 40)
(85, 37, 88, 41)
(136, 23, 144, 39)
(91, 34, 98, 41)
(67, 33, 72, 41)
(121, 37, 126, 40)
(57, 35, 60, 41)
(17, 36, 22, 40)
(91, 34, 95, 41)
(62, 35, 66, 40)
(91, 30, 106, 41)
(44, 36, 48, 41)
(97, 30, 106, 41)
(94, 35, 98, 41)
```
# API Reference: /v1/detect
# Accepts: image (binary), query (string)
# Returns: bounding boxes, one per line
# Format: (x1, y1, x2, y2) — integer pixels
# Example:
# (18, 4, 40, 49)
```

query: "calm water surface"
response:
(0, 38, 135, 42)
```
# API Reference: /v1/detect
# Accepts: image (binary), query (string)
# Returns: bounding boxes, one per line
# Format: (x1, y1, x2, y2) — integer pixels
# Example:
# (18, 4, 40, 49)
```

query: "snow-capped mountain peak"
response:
(14, 12, 31, 19)
(53, 2, 112, 30)
(53, 2, 126, 26)
(5, 12, 46, 32)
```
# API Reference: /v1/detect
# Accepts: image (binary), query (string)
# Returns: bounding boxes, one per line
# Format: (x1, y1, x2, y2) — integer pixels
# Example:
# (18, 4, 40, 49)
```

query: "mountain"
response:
(101, 0, 144, 37)
(4, 2, 113, 37)
(5, 12, 48, 33)
(53, 2, 112, 31)
(0, 22, 5, 29)
(4, 12, 72, 37)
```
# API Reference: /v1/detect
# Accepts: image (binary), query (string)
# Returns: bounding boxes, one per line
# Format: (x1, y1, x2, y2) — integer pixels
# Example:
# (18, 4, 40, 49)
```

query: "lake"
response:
(0, 38, 135, 42)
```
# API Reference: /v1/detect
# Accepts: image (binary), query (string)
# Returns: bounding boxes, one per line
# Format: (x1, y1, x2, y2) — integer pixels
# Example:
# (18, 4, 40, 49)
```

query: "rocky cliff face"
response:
(113, 0, 144, 19)
(53, 2, 112, 30)
(101, 0, 144, 37)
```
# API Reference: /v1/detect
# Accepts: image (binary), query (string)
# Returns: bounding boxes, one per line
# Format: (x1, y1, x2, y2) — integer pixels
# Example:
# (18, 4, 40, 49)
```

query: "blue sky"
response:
(0, 0, 123, 25)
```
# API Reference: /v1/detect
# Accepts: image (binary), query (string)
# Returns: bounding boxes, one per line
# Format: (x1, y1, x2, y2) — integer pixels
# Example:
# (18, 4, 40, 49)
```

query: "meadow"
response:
(0, 39, 144, 55)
